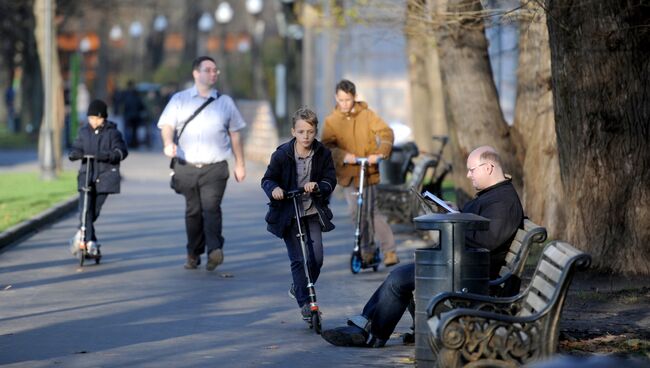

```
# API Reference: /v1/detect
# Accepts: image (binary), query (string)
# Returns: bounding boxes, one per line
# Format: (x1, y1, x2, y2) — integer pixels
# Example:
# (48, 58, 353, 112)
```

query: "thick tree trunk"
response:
(405, 0, 448, 154)
(546, 0, 650, 274)
(511, 1, 565, 238)
(435, 0, 521, 204)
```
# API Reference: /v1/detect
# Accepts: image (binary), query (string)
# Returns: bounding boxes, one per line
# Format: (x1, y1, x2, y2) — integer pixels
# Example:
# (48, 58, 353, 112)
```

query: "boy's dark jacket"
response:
(261, 138, 337, 238)
(69, 120, 128, 193)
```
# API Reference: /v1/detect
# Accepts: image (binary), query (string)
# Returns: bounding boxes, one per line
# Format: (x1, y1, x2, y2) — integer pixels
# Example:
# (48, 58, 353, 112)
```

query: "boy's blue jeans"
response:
(283, 214, 323, 308)
(360, 263, 415, 340)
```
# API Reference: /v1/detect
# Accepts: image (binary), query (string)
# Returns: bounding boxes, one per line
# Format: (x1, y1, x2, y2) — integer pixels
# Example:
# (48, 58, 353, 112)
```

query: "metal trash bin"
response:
(413, 213, 491, 367)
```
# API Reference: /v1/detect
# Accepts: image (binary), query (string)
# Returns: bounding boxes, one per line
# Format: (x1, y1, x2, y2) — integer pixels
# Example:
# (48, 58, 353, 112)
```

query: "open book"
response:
(423, 191, 460, 214)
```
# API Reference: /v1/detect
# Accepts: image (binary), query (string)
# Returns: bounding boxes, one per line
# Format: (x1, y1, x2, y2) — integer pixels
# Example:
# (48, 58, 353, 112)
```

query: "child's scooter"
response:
(349, 157, 381, 274)
(76, 155, 101, 267)
(285, 188, 322, 334)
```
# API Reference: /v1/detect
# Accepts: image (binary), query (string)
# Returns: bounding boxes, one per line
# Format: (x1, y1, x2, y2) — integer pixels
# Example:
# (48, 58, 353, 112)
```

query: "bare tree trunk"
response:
(34, 0, 64, 172)
(511, 1, 565, 238)
(435, 0, 520, 204)
(546, 0, 650, 274)
(405, 0, 448, 153)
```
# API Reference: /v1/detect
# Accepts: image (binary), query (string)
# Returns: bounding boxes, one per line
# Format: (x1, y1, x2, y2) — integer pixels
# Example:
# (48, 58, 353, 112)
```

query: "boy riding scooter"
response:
(69, 99, 128, 264)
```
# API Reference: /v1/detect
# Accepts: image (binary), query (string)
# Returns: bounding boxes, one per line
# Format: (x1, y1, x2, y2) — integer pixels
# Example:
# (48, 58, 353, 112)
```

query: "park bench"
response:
(377, 155, 450, 224)
(426, 240, 591, 368)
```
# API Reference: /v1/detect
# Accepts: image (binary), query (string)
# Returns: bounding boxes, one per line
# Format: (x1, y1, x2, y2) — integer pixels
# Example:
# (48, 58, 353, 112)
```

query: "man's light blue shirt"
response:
(157, 86, 246, 164)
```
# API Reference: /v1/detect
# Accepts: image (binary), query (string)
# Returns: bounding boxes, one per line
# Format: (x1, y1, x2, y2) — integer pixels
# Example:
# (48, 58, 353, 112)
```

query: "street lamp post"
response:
(215, 1, 233, 93)
(246, 0, 265, 100)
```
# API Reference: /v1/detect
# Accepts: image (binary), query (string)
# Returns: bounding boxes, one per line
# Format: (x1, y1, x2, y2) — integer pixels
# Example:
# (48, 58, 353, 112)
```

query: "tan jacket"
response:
(321, 101, 394, 187)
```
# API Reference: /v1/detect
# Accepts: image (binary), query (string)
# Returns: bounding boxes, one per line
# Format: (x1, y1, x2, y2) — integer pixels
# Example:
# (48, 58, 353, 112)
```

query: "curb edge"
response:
(0, 195, 78, 251)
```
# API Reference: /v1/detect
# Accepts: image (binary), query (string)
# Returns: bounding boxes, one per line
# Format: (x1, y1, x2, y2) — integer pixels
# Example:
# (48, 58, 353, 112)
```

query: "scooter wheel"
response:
(312, 312, 322, 335)
(373, 265, 379, 272)
(350, 253, 362, 274)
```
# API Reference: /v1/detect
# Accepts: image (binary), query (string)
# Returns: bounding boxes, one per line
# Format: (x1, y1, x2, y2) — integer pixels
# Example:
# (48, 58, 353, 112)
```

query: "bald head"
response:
(466, 145, 506, 191)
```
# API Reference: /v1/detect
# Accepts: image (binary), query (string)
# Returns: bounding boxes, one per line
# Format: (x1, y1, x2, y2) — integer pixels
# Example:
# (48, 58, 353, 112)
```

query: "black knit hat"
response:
(87, 99, 108, 118)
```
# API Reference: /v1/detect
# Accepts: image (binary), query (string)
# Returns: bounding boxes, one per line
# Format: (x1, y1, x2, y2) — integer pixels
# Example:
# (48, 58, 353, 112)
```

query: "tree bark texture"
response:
(406, 0, 448, 154)
(435, 0, 521, 204)
(511, 1, 566, 238)
(34, 0, 65, 172)
(546, 0, 650, 274)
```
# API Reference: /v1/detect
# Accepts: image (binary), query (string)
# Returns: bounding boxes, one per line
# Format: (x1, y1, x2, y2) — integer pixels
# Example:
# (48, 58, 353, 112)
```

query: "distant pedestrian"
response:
(321, 79, 399, 267)
(122, 80, 146, 148)
(157, 56, 246, 271)
(261, 107, 337, 322)
(68, 99, 128, 255)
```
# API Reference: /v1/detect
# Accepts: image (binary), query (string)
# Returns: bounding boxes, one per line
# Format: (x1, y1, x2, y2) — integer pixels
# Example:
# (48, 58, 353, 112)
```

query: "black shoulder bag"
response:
(169, 94, 218, 193)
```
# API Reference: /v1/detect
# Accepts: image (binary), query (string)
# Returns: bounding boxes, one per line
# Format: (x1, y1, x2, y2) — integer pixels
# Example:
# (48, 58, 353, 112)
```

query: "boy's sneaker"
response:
(87, 241, 100, 256)
(206, 249, 224, 271)
(300, 304, 311, 321)
(288, 284, 296, 299)
(69, 230, 81, 256)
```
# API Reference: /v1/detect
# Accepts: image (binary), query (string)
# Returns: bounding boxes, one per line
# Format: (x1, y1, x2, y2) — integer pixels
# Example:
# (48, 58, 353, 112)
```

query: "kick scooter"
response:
(76, 155, 101, 267)
(349, 157, 380, 274)
(285, 188, 322, 334)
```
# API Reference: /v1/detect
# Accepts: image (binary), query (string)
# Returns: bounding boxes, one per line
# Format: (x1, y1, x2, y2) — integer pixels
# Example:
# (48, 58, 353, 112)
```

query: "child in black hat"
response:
(68, 99, 128, 259)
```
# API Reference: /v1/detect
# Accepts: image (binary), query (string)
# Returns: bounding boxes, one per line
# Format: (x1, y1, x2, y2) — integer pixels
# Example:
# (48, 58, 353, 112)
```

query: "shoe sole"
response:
(322, 330, 367, 347)
(206, 249, 224, 271)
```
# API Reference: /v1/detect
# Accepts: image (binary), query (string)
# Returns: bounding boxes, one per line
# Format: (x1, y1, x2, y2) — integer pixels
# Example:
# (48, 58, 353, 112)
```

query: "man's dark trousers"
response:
(362, 263, 414, 340)
(175, 160, 229, 257)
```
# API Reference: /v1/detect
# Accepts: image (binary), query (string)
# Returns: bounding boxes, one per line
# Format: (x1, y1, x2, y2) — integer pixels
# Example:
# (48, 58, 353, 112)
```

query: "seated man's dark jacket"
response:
(261, 138, 337, 238)
(461, 179, 524, 279)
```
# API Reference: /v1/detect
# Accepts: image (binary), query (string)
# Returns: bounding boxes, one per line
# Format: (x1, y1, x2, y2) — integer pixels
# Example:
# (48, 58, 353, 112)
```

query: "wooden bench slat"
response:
(514, 228, 528, 243)
(531, 275, 556, 299)
(556, 241, 581, 257)
(545, 246, 572, 268)
(538, 260, 562, 283)
(509, 240, 522, 255)
(522, 290, 549, 315)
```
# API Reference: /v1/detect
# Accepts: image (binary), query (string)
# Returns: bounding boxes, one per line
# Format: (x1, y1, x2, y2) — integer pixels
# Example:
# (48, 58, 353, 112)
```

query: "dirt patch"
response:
(557, 274, 650, 359)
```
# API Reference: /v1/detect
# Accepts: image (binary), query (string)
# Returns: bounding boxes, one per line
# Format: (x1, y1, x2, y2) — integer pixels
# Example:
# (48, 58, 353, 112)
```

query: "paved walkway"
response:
(0, 151, 426, 367)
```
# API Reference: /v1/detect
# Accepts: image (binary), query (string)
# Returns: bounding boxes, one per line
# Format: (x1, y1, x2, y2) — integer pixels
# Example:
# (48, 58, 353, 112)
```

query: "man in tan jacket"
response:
(321, 79, 399, 267)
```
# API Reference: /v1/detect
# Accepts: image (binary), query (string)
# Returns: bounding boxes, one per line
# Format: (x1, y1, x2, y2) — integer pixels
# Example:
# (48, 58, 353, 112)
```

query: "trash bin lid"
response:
(414, 213, 490, 231)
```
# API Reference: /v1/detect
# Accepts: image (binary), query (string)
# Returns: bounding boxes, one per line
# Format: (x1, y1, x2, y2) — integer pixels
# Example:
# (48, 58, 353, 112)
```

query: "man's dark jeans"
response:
(362, 263, 415, 340)
(283, 215, 323, 308)
(175, 161, 229, 257)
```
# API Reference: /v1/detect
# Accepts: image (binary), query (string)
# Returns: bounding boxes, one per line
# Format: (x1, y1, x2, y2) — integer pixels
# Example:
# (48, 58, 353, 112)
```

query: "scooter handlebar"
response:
(344, 157, 383, 166)
(285, 188, 305, 199)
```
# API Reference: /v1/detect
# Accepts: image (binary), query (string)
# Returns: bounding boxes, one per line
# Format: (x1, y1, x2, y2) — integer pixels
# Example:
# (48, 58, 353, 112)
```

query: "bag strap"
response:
(175, 93, 220, 141)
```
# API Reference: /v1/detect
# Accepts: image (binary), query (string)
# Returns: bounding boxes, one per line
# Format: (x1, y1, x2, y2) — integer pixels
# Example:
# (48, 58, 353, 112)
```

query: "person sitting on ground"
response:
(321, 145, 524, 348)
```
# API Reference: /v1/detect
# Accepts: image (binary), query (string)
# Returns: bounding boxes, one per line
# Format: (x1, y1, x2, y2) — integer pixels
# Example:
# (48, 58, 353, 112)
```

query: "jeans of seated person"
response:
(361, 263, 415, 340)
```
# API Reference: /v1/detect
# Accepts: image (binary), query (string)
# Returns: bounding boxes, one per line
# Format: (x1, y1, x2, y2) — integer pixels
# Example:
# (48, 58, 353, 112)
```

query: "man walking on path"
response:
(157, 56, 246, 271)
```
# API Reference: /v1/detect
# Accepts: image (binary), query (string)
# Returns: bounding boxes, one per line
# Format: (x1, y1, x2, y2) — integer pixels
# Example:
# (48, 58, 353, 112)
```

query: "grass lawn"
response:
(0, 171, 77, 232)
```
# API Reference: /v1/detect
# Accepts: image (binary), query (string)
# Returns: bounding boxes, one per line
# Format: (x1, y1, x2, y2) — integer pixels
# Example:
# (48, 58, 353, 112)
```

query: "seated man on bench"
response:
(322, 145, 524, 348)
